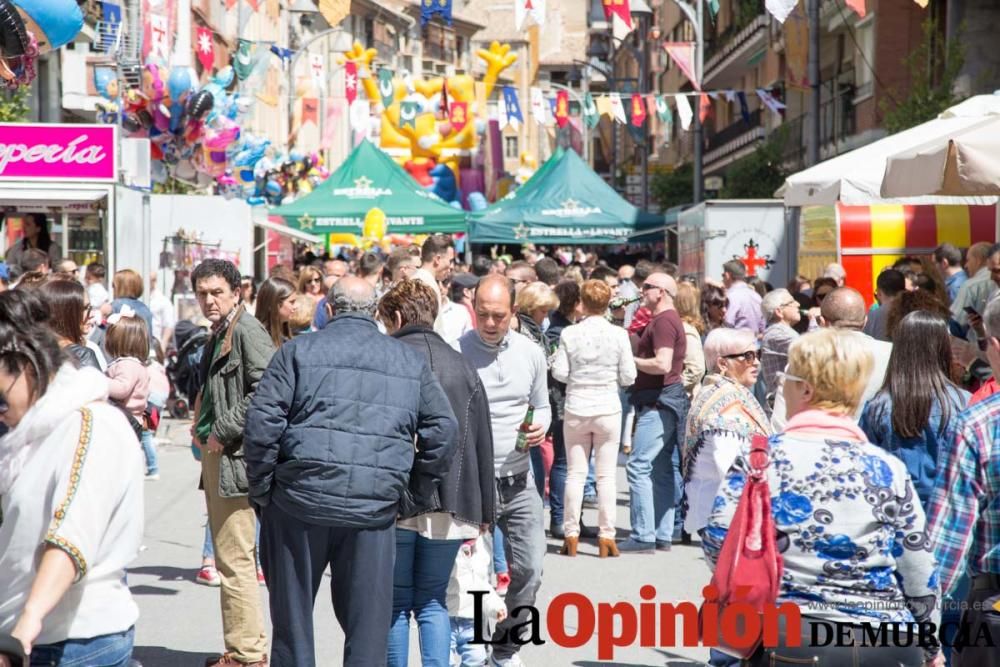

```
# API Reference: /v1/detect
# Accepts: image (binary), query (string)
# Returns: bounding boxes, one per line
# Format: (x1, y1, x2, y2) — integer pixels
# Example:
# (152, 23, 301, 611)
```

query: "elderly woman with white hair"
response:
(682, 327, 770, 537)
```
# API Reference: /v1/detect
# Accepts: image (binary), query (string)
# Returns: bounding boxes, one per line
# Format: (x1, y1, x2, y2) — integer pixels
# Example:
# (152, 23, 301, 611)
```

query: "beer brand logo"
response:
(540, 198, 602, 218)
(333, 175, 392, 198)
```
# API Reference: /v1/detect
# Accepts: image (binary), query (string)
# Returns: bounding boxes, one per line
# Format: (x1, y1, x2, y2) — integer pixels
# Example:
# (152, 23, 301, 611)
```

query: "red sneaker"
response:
(496, 572, 511, 596)
(196, 566, 220, 587)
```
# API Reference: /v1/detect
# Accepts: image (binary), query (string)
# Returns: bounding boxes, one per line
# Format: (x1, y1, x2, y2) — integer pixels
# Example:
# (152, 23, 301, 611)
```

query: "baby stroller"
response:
(166, 320, 210, 419)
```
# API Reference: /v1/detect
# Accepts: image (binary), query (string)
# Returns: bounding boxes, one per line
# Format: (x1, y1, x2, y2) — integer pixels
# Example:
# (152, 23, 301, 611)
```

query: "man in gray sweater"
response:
(454, 274, 550, 667)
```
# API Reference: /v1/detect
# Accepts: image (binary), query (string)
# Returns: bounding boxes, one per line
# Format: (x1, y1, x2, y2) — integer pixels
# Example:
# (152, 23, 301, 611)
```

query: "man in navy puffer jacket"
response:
(244, 276, 458, 667)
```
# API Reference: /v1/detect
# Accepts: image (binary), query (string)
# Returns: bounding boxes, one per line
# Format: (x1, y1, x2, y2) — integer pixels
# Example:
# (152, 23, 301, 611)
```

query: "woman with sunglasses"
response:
(38, 280, 103, 371)
(703, 329, 942, 667)
(297, 266, 325, 305)
(682, 328, 770, 540)
(700, 284, 730, 338)
(0, 289, 144, 667)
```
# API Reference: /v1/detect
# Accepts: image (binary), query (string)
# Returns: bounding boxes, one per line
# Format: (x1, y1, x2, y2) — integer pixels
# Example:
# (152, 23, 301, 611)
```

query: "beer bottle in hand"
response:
(515, 405, 535, 452)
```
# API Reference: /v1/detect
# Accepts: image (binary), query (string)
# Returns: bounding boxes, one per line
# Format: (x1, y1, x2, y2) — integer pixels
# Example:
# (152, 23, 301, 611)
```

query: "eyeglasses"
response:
(723, 350, 760, 363)
(307, 277, 322, 284)
(781, 300, 798, 308)
(0, 369, 22, 415)
(641, 283, 663, 292)
(707, 300, 729, 308)
(776, 370, 808, 384)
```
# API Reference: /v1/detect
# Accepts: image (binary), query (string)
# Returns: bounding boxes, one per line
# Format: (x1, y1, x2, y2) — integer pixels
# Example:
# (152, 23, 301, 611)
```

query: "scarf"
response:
(684, 374, 770, 462)
(782, 408, 867, 442)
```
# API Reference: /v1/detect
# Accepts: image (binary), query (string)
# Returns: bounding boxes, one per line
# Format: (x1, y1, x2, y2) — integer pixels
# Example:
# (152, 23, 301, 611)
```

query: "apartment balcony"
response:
(704, 8, 768, 89)
(704, 108, 766, 172)
(780, 90, 858, 170)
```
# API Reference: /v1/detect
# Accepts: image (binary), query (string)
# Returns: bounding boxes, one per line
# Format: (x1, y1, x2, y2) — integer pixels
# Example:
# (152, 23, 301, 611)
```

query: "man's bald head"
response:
(328, 275, 377, 316)
(820, 287, 867, 330)
(474, 274, 516, 345)
(475, 274, 515, 309)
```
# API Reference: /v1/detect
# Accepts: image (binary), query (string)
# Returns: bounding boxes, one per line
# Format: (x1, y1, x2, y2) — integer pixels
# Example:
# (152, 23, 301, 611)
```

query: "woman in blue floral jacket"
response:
(703, 329, 943, 667)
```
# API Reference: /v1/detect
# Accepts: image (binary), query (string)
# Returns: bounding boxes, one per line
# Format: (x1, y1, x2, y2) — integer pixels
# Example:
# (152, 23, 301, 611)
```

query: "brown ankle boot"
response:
(599, 537, 620, 558)
(560, 536, 579, 557)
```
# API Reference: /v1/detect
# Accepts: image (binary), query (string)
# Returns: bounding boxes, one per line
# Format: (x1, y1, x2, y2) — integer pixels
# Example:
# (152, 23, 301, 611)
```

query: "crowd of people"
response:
(0, 225, 999, 667)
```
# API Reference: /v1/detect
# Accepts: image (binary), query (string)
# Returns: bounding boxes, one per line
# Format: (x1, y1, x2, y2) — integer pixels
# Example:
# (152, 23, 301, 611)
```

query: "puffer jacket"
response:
(244, 313, 458, 528)
(393, 325, 495, 525)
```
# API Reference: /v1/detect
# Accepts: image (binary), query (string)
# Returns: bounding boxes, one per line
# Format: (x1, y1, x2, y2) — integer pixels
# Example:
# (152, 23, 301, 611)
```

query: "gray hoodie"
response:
(454, 329, 551, 477)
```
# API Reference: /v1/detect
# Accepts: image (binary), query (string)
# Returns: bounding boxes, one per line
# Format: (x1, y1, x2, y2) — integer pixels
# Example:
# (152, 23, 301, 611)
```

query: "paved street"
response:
(130, 420, 712, 666)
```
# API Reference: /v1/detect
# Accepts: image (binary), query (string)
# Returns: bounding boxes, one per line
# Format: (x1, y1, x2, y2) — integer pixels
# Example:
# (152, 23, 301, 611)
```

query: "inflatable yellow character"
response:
(338, 41, 517, 186)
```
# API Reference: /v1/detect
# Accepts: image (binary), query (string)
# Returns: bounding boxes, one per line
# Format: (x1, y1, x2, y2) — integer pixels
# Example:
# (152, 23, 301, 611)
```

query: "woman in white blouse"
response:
(0, 291, 143, 667)
(551, 280, 636, 558)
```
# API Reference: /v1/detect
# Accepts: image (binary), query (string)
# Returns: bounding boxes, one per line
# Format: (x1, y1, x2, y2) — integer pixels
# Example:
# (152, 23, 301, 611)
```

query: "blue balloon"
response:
(467, 192, 488, 211)
(264, 180, 282, 196)
(12, 0, 83, 52)
(167, 67, 196, 134)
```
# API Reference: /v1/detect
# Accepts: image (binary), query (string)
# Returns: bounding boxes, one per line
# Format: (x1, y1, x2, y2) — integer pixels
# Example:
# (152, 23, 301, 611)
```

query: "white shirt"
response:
(0, 366, 143, 645)
(438, 300, 473, 344)
(87, 282, 110, 309)
(413, 268, 448, 336)
(147, 289, 176, 342)
(550, 315, 636, 416)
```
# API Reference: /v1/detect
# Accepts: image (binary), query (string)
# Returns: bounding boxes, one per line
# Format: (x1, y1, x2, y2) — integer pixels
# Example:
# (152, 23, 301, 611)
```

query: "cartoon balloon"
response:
(167, 67, 196, 134)
(186, 89, 214, 121)
(363, 208, 387, 243)
(11, 0, 82, 53)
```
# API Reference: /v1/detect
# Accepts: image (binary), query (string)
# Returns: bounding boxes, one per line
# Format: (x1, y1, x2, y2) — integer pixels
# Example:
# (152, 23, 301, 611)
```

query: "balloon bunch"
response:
(0, 0, 82, 89)
(244, 151, 329, 206)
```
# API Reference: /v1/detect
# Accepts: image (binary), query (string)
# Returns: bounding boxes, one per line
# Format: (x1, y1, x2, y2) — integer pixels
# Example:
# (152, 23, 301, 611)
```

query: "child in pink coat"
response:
(105, 307, 156, 478)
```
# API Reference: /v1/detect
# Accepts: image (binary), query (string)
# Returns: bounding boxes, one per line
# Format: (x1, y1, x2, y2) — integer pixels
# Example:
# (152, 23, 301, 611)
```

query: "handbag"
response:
(700, 434, 783, 659)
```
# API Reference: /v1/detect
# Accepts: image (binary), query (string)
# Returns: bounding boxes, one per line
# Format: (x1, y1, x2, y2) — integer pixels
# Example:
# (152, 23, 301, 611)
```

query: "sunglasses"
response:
(307, 277, 322, 284)
(723, 350, 760, 363)
(707, 300, 729, 308)
(0, 369, 22, 414)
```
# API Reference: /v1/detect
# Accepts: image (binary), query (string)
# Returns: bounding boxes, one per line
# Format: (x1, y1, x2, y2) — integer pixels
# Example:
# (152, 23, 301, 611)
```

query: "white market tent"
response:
(778, 94, 1000, 206)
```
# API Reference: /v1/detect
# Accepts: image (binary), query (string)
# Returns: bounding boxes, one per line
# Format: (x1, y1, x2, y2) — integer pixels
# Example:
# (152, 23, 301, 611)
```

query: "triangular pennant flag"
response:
(318, 0, 350, 27)
(756, 88, 787, 116)
(596, 95, 612, 118)
(503, 86, 523, 129)
(270, 45, 293, 65)
(515, 0, 546, 29)
(399, 100, 420, 128)
(609, 93, 627, 124)
(914, 0, 929, 5)
(344, 61, 358, 104)
(699, 94, 711, 123)
(846, 0, 866, 17)
(449, 101, 469, 132)
(737, 91, 750, 124)
(196, 27, 214, 71)
(301, 97, 319, 126)
(555, 90, 570, 128)
(663, 42, 700, 90)
(707, 0, 720, 16)
(630, 93, 646, 127)
(233, 39, 258, 80)
(530, 87, 546, 124)
(612, 13, 633, 41)
(246, 0, 261, 11)
(676, 94, 693, 130)
(765, 0, 798, 23)
(378, 68, 395, 108)
(603, 0, 631, 26)
(645, 94, 658, 118)
(655, 95, 671, 122)
(583, 92, 599, 129)
(724, 89, 736, 103)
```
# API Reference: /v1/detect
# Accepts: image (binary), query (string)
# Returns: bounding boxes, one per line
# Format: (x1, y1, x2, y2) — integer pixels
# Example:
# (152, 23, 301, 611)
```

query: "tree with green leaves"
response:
(0, 87, 30, 123)
(882, 18, 966, 134)
(650, 163, 693, 211)
(721, 134, 787, 199)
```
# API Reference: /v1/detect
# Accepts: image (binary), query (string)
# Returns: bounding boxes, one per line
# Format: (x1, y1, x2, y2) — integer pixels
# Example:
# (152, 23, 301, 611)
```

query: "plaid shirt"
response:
(926, 392, 1000, 597)
(760, 322, 798, 396)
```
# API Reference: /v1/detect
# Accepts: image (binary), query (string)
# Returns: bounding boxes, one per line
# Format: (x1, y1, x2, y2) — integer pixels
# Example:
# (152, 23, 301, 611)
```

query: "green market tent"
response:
(471, 149, 653, 244)
(273, 139, 467, 235)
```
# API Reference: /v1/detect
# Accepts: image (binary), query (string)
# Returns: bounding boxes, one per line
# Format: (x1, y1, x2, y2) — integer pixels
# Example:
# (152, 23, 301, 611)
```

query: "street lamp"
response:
(631, 0, 653, 211)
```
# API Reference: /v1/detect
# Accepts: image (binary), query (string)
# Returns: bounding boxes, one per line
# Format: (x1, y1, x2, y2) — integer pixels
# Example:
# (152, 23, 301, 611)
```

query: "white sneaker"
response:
(145, 473, 160, 481)
(491, 654, 526, 667)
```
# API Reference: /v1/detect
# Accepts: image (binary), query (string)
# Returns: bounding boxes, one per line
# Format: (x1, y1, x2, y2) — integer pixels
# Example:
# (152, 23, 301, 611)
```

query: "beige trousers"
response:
(562, 411, 622, 539)
(202, 451, 268, 663)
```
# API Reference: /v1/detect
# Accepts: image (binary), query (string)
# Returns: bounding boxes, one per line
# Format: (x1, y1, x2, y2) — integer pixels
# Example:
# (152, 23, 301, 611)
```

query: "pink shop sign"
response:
(0, 124, 118, 182)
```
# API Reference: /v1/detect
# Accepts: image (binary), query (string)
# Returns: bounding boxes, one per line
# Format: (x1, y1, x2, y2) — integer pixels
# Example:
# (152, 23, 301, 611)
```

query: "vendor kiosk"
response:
(0, 123, 118, 272)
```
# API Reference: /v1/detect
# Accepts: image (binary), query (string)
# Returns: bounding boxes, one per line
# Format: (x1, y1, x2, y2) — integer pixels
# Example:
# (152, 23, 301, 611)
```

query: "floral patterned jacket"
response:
(702, 431, 941, 634)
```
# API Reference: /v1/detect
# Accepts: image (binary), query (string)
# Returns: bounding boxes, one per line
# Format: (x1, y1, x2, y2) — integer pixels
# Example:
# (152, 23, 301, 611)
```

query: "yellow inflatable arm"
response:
(476, 42, 518, 100)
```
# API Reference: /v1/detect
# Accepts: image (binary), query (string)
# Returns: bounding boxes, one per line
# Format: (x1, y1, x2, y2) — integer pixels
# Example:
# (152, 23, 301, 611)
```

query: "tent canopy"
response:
(779, 94, 1000, 207)
(471, 149, 643, 244)
(273, 139, 467, 234)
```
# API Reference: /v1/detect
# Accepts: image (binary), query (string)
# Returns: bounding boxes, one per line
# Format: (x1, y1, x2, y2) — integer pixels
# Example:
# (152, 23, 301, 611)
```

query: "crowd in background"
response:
(1, 219, 999, 667)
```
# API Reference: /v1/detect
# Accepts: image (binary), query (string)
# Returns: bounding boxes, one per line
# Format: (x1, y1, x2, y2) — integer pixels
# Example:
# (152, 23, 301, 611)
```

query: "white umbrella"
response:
(880, 115, 1000, 197)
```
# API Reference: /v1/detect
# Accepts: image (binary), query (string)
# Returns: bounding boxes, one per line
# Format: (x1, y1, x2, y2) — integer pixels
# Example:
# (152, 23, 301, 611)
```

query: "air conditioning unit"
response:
(120, 138, 151, 189)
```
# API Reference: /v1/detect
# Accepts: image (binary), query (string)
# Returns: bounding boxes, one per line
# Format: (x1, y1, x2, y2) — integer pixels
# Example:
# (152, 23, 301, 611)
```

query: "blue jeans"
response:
(387, 530, 464, 667)
(626, 404, 680, 543)
(529, 446, 545, 500)
(548, 420, 567, 525)
(492, 525, 507, 575)
(450, 617, 488, 666)
(140, 429, 157, 475)
(30, 626, 134, 667)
